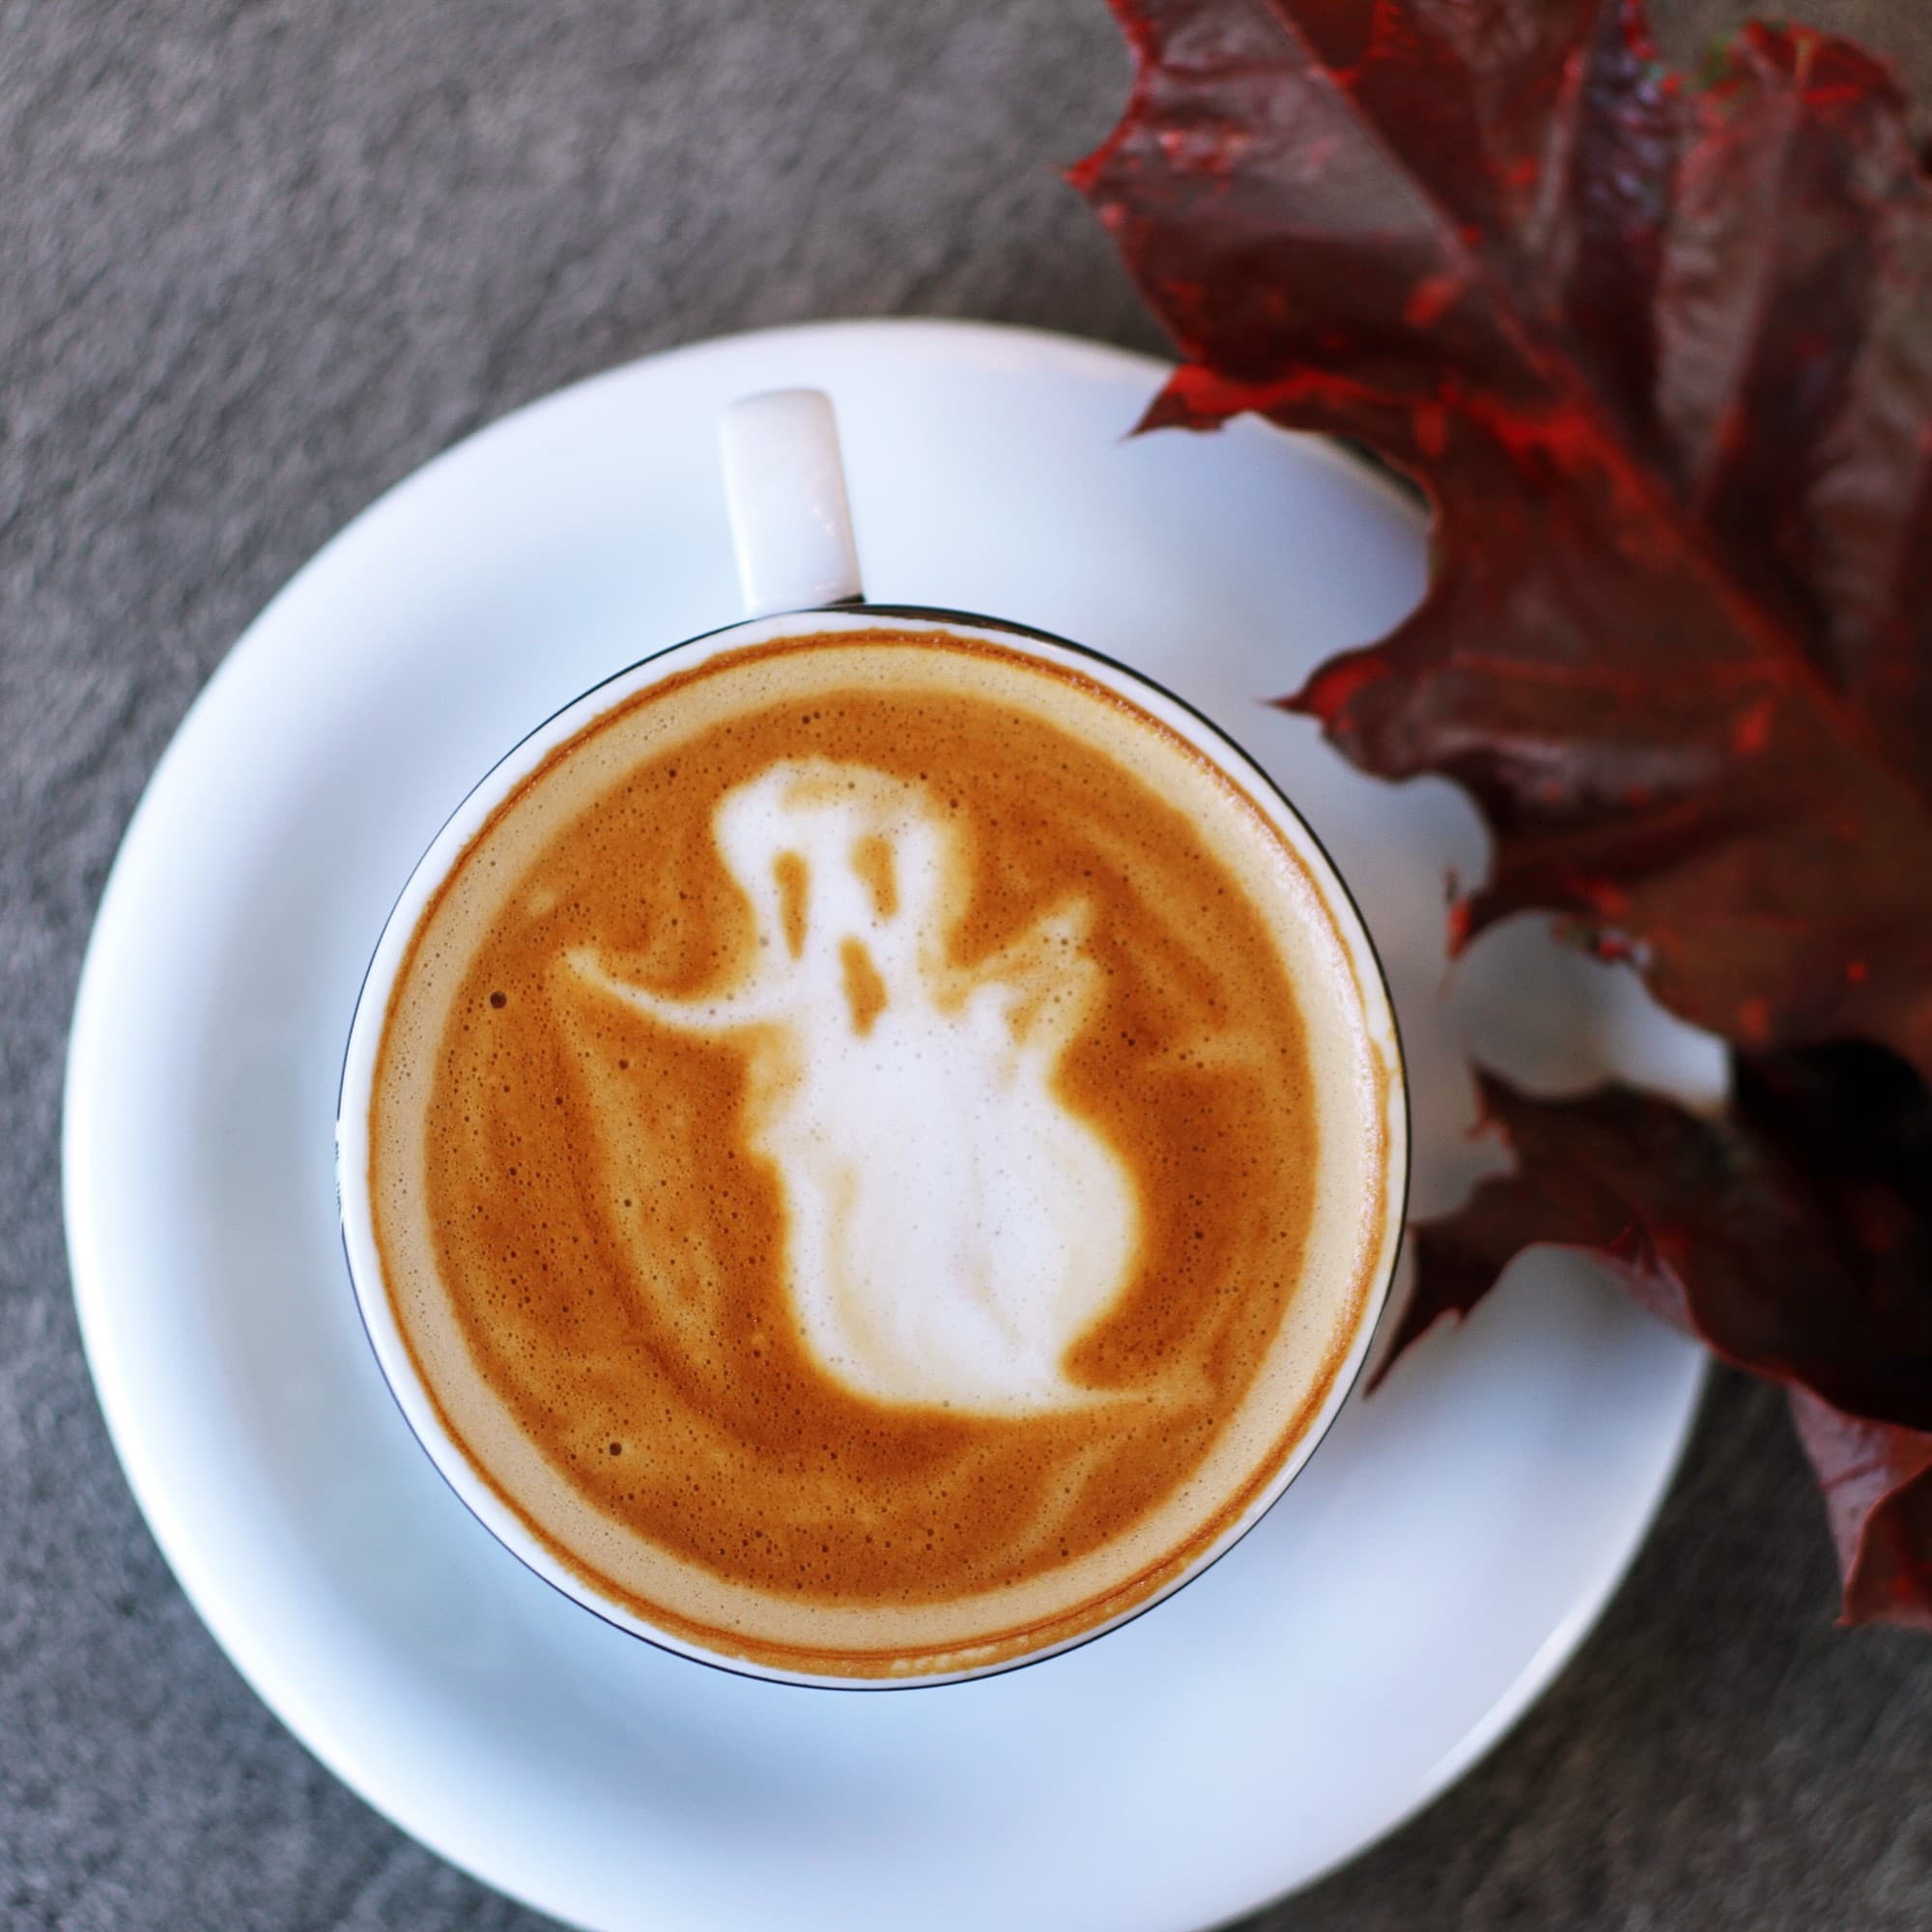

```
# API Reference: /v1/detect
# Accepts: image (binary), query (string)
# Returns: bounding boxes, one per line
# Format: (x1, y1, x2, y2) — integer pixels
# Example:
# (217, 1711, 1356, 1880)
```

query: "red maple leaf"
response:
(1793, 1392, 1932, 1631)
(1073, 0, 1932, 1629)
(1395, 1047, 1932, 1425)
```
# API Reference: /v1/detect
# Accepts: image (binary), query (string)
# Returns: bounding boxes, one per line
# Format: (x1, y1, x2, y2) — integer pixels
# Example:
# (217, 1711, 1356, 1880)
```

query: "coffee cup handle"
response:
(721, 389, 865, 618)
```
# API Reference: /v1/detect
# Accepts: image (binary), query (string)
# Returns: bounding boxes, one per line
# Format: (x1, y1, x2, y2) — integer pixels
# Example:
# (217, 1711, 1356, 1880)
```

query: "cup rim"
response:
(334, 602, 1412, 1691)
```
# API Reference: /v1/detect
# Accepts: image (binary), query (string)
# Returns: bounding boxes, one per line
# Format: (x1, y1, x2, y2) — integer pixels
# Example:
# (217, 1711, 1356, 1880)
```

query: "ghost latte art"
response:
(365, 627, 1401, 1679)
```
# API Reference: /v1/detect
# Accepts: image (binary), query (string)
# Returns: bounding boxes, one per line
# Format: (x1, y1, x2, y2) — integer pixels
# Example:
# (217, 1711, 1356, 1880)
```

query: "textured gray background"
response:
(7, 1, 1932, 1927)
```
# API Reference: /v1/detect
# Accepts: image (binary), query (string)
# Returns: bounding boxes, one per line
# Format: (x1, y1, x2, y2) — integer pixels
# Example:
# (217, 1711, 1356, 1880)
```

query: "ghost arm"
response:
(964, 899, 1100, 1067)
(564, 947, 786, 1035)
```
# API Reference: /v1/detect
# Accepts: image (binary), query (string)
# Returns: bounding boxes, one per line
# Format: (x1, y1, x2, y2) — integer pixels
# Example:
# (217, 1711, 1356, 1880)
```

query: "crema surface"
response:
(369, 629, 1396, 1678)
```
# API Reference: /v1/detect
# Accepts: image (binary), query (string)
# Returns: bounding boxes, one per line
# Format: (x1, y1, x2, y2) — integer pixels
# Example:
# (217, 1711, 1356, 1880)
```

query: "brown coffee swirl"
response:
(368, 629, 1396, 1678)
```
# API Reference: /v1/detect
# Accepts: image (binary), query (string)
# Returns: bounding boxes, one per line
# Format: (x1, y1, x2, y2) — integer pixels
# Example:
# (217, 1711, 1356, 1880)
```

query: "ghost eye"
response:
(773, 850, 810, 957)
(851, 835, 897, 921)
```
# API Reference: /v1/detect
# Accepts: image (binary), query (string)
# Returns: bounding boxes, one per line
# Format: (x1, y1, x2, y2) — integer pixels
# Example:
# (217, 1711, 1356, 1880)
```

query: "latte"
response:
(365, 626, 1400, 1679)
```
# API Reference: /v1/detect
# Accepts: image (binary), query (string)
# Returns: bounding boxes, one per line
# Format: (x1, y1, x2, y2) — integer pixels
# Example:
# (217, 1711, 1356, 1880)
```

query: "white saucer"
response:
(65, 320, 1706, 1932)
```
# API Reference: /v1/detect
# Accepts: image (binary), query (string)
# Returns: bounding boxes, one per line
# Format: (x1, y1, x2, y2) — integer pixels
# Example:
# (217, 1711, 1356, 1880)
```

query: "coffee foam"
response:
(368, 628, 1399, 1679)
(567, 758, 1140, 1414)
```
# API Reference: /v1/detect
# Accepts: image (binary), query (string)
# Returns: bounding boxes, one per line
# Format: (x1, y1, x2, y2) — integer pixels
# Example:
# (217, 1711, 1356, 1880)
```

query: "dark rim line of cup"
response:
(332, 601, 1414, 1694)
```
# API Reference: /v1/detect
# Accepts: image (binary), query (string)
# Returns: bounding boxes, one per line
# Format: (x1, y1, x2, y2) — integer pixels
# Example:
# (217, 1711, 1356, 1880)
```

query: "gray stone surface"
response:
(5, 1, 1930, 1926)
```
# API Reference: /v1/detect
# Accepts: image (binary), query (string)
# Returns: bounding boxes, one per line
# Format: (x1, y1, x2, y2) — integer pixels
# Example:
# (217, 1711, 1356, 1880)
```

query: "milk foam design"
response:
(569, 758, 1139, 1412)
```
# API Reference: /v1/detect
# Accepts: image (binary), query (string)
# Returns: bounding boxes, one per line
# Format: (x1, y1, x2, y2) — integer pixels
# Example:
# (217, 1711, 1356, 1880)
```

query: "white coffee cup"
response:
(335, 390, 1408, 1688)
